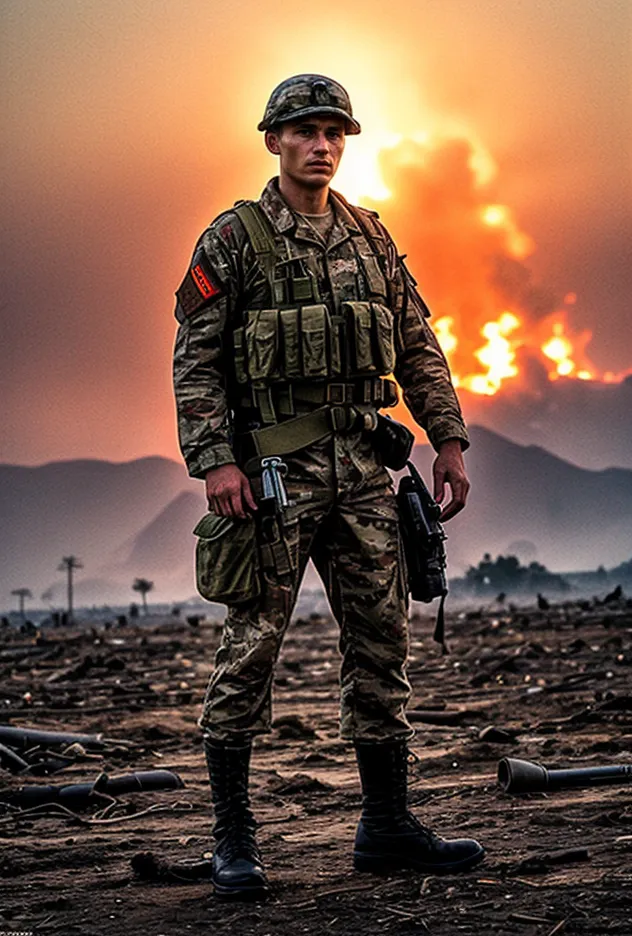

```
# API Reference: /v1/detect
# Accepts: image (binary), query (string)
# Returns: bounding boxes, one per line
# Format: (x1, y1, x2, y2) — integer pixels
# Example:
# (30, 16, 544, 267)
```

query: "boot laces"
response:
(218, 826, 260, 863)
(215, 807, 260, 863)
(404, 810, 440, 843)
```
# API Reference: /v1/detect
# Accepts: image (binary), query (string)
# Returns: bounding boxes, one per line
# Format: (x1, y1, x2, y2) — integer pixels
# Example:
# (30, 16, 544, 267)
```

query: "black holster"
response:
(368, 414, 415, 470)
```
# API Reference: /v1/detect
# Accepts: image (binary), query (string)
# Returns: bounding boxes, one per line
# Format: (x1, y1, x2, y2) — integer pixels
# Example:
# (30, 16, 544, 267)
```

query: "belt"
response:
(237, 405, 370, 474)
(239, 377, 398, 422)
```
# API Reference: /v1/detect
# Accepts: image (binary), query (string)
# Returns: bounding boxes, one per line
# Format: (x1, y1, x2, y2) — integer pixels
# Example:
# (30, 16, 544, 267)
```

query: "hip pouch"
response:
(193, 513, 260, 605)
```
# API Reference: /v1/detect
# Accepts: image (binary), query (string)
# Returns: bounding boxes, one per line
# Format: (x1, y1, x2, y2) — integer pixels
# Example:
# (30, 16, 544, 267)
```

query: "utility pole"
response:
(58, 556, 83, 623)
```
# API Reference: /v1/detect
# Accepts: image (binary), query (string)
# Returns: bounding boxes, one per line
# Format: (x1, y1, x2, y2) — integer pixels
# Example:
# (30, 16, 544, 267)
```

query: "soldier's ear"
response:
(265, 130, 281, 155)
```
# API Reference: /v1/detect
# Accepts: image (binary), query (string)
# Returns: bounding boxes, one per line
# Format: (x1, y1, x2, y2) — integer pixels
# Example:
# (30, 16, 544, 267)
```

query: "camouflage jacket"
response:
(173, 177, 468, 479)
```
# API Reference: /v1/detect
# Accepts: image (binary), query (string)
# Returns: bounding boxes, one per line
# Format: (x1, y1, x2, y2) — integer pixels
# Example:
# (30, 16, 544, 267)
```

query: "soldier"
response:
(173, 74, 485, 898)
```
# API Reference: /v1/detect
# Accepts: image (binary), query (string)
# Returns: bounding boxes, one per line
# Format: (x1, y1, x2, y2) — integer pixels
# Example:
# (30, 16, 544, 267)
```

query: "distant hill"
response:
(1, 429, 631, 610)
(459, 374, 632, 471)
(0, 456, 199, 609)
(124, 490, 206, 598)
(411, 425, 632, 574)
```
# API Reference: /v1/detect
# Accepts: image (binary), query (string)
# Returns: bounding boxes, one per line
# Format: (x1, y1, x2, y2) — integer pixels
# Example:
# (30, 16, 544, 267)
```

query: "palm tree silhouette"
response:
(132, 578, 154, 615)
(11, 587, 32, 619)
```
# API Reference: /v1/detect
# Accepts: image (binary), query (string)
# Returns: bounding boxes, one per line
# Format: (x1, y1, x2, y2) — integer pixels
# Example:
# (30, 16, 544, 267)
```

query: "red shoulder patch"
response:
(176, 253, 223, 317)
(191, 263, 220, 300)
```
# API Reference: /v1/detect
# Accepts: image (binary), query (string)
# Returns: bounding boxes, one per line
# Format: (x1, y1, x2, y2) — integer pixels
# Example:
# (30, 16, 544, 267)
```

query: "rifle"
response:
(396, 461, 449, 650)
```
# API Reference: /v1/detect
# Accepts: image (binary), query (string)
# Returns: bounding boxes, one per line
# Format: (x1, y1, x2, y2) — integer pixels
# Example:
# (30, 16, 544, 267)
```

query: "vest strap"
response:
(332, 194, 394, 308)
(233, 201, 277, 287)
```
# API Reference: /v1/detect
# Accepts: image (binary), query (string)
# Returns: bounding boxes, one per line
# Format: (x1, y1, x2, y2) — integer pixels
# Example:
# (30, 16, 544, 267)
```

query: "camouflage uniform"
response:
(173, 178, 468, 742)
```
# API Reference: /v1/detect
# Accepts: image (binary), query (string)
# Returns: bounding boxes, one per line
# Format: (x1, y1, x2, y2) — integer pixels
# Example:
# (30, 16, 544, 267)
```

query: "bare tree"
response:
(11, 588, 32, 619)
(58, 556, 83, 622)
(132, 578, 154, 615)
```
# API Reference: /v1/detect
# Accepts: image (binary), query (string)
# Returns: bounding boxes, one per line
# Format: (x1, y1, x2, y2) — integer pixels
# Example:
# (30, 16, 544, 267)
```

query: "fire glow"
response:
(350, 136, 630, 398)
(437, 306, 603, 396)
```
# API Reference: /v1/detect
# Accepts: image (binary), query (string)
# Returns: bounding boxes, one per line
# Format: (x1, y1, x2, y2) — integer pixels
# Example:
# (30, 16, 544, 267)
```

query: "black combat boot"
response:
(203, 735, 269, 898)
(353, 740, 485, 874)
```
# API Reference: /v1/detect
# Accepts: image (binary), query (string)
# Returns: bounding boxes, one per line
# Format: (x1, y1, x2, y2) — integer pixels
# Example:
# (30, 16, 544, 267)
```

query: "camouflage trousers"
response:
(198, 429, 414, 742)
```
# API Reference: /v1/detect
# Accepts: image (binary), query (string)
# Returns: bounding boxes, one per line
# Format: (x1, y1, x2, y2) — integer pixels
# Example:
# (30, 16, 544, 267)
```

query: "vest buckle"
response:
(326, 383, 353, 404)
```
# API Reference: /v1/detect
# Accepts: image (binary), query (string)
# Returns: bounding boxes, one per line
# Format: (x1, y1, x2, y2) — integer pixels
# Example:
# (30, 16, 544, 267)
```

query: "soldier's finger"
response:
(229, 490, 246, 519)
(440, 500, 459, 521)
(440, 488, 466, 521)
(218, 488, 236, 517)
(242, 478, 258, 513)
(433, 470, 446, 503)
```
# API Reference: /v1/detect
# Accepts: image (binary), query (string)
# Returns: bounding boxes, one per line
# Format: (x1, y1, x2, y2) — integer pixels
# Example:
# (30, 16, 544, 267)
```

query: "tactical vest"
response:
(231, 198, 399, 426)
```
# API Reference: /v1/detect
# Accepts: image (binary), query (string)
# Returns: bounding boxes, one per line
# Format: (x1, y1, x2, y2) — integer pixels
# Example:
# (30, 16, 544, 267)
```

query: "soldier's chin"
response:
(301, 168, 334, 187)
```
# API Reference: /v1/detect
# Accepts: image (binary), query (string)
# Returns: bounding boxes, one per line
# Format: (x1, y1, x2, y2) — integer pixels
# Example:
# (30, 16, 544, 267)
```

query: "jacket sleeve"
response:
(172, 220, 241, 479)
(386, 235, 469, 452)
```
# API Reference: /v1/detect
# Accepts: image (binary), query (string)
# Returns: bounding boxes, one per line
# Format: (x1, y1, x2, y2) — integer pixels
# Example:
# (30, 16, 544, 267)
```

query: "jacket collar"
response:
(258, 177, 362, 244)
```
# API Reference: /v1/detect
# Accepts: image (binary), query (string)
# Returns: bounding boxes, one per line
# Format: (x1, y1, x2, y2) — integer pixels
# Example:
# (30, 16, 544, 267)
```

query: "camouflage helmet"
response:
(258, 74, 361, 135)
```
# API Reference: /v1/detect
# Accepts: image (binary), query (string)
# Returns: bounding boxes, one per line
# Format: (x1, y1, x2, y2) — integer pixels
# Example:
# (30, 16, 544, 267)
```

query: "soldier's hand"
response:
(205, 465, 258, 519)
(432, 439, 470, 522)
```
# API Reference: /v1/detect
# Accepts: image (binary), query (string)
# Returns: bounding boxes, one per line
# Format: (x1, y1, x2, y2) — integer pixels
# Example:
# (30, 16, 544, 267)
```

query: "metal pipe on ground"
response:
(1, 769, 185, 810)
(498, 756, 632, 793)
(0, 725, 131, 752)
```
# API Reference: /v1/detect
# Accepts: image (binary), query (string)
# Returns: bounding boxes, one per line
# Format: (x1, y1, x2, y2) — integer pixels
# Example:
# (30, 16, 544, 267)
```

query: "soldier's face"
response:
(266, 117, 346, 189)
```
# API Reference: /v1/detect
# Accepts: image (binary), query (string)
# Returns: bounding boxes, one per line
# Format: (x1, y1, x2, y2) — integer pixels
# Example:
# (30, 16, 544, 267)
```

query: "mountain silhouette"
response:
(459, 375, 632, 471)
(410, 425, 632, 573)
(1, 428, 631, 609)
(0, 456, 197, 608)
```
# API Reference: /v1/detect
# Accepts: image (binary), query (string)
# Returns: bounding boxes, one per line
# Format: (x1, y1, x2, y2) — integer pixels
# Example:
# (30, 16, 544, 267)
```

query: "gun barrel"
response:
(498, 756, 632, 794)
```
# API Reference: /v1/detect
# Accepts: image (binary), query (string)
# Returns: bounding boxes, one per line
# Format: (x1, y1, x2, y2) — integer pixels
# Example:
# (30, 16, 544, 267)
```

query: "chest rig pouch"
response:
(231, 201, 397, 406)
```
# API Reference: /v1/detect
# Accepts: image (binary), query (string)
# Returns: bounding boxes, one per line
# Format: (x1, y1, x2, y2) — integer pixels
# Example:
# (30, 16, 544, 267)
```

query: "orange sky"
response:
(1, 0, 630, 465)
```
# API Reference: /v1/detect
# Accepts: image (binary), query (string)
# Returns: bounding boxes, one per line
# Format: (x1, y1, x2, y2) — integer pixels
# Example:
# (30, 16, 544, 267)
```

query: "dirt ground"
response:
(1, 597, 631, 936)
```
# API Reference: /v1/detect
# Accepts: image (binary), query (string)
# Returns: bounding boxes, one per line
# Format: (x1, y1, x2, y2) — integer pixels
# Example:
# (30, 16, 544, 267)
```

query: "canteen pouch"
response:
(299, 304, 330, 378)
(244, 309, 281, 381)
(243, 305, 340, 380)
(193, 513, 260, 605)
(343, 300, 395, 375)
(279, 308, 301, 378)
(372, 302, 396, 373)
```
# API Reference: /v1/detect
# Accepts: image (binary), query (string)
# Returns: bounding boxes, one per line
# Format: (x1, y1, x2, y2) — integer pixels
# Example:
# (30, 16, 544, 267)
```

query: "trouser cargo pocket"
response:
(194, 513, 261, 605)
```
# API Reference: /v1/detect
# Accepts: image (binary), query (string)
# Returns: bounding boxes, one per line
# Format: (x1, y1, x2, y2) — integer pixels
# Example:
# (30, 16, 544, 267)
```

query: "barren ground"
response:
(1, 599, 631, 936)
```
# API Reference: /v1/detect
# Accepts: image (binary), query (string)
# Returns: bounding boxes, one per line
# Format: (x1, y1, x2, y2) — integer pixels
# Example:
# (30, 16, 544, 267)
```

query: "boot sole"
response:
(354, 846, 486, 875)
(212, 881, 270, 900)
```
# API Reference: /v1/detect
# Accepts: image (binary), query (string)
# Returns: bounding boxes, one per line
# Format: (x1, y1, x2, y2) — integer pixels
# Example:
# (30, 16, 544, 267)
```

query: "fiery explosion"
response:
(353, 136, 630, 397)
